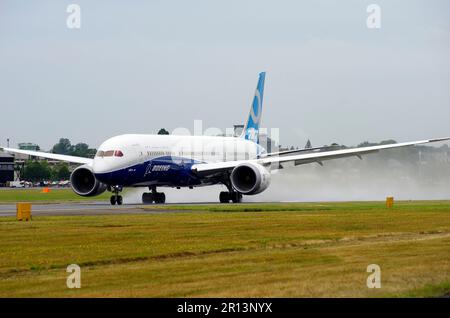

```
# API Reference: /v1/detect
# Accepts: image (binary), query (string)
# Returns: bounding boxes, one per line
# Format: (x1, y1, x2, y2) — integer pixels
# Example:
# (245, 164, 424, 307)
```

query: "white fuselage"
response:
(92, 134, 265, 187)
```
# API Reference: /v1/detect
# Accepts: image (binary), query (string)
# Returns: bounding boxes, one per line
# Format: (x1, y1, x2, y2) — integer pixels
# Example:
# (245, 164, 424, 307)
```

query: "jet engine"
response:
(70, 164, 107, 197)
(230, 162, 271, 195)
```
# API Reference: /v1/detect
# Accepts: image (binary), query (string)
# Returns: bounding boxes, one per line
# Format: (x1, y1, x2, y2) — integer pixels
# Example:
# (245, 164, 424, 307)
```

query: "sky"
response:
(1, 0, 449, 150)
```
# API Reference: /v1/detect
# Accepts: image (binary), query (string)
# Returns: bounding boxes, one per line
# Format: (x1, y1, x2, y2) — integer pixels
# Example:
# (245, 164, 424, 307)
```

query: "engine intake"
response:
(70, 165, 107, 197)
(230, 162, 271, 195)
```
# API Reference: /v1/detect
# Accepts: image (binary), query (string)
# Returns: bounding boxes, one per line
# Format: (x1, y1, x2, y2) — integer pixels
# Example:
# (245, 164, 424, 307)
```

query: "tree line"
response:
(51, 138, 97, 158)
(22, 161, 70, 182)
(20, 138, 97, 182)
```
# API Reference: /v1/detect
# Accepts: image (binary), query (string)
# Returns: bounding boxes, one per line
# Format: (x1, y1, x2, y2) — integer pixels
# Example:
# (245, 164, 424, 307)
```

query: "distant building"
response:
(18, 143, 39, 151)
(259, 134, 277, 153)
(0, 152, 14, 186)
(16, 143, 40, 161)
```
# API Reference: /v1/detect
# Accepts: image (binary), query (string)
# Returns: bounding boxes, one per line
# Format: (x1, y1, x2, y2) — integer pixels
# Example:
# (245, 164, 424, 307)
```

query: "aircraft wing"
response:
(192, 137, 450, 175)
(0, 147, 93, 165)
(259, 145, 338, 158)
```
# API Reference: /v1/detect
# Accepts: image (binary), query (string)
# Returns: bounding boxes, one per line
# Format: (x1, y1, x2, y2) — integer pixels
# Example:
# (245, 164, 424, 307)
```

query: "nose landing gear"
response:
(109, 185, 123, 205)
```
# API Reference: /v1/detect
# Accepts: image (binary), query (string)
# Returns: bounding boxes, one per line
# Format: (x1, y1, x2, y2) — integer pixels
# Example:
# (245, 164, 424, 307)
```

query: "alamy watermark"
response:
(66, 264, 81, 288)
(366, 264, 381, 289)
(66, 4, 81, 29)
(366, 4, 381, 29)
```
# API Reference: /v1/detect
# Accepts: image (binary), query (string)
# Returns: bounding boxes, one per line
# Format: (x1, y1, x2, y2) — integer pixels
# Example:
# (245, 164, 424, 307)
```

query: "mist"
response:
(122, 145, 450, 204)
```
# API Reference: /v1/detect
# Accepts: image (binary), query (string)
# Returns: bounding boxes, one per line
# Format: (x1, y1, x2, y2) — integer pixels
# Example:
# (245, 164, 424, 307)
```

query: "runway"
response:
(0, 202, 169, 217)
(0, 201, 296, 217)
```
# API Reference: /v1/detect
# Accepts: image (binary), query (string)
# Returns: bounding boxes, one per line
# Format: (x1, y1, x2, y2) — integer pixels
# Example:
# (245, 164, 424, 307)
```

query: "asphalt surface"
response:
(0, 202, 173, 217)
(0, 200, 312, 217)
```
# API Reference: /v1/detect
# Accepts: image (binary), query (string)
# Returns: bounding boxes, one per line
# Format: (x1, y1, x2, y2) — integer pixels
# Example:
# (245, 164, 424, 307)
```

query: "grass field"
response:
(0, 188, 109, 203)
(0, 201, 449, 297)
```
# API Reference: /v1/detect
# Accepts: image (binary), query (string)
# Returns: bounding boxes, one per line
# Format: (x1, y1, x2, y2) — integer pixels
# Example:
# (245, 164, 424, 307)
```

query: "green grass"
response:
(0, 188, 109, 203)
(142, 200, 450, 213)
(0, 201, 449, 297)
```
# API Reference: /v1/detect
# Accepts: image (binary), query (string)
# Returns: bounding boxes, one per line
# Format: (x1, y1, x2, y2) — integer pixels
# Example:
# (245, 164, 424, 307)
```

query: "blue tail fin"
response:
(240, 72, 266, 144)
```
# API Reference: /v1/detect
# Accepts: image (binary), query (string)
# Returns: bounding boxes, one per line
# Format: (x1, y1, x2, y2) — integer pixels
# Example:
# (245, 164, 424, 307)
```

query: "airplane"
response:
(1, 72, 449, 205)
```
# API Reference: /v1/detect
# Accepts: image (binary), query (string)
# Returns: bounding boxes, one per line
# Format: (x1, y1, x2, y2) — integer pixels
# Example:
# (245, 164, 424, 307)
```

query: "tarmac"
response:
(0, 202, 175, 217)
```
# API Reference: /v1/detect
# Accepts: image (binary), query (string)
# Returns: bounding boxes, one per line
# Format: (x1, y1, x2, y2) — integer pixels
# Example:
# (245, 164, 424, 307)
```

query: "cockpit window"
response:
(96, 150, 124, 158)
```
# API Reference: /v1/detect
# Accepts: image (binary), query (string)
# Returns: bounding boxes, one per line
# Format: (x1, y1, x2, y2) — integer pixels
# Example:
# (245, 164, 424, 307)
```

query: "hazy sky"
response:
(1, 0, 449, 150)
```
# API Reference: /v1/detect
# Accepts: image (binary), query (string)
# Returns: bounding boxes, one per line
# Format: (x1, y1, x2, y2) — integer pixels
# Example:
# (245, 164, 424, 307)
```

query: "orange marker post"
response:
(386, 197, 394, 208)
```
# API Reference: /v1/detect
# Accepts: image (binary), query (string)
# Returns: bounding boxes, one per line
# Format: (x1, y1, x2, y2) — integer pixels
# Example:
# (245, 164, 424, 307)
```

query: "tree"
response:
(23, 160, 51, 182)
(305, 139, 312, 149)
(52, 138, 73, 155)
(51, 163, 71, 181)
(358, 141, 378, 148)
(72, 143, 96, 158)
(58, 164, 70, 180)
(51, 138, 97, 158)
(71, 143, 90, 157)
(379, 139, 397, 145)
(157, 128, 170, 135)
(85, 148, 97, 158)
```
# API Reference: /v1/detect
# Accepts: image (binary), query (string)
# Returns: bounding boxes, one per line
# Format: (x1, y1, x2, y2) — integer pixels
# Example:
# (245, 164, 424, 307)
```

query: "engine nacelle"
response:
(230, 162, 271, 195)
(70, 164, 107, 197)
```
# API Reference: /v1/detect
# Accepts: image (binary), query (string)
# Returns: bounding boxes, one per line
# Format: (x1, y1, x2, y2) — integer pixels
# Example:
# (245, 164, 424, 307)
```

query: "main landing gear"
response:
(142, 186, 166, 204)
(219, 191, 242, 203)
(110, 185, 123, 205)
(219, 181, 242, 203)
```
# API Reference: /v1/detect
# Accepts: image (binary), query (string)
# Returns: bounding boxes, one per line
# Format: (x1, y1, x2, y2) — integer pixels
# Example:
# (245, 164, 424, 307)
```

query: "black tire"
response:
(154, 193, 166, 204)
(231, 192, 242, 203)
(142, 193, 153, 204)
(110, 196, 116, 205)
(117, 195, 123, 205)
(219, 191, 230, 203)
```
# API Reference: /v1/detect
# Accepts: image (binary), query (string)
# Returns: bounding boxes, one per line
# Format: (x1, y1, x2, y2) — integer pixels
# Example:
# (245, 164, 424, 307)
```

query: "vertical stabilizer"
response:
(240, 72, 266, 144)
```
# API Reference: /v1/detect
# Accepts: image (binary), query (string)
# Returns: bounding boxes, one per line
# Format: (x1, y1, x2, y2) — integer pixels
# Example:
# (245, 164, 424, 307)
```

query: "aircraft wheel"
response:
(231, 192, 242, 203)
(116, 195, 123, 205)
(154, 193, 166, 204)
(142, 193, 153, 204)
(110, 195, 117, 205)
(219, 191, 230, 203)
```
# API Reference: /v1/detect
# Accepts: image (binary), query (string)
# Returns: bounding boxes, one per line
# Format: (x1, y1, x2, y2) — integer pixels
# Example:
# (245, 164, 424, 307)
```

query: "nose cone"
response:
(92, 158, 125, 185)
(92, 158, 115, 174)
(93, 157, 131, 185)
(91, 134, 134, 185)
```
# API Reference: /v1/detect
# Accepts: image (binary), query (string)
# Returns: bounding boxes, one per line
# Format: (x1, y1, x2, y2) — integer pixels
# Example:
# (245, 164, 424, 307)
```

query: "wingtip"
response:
(429, 137, 450, 143)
